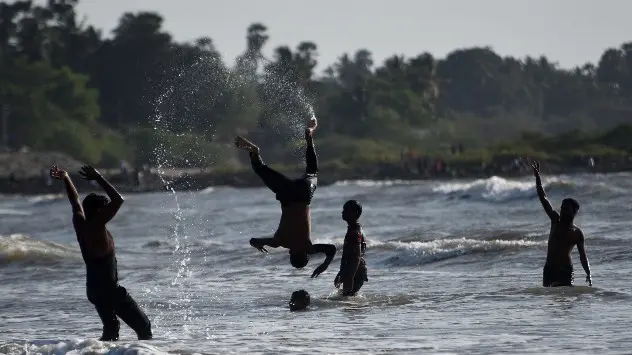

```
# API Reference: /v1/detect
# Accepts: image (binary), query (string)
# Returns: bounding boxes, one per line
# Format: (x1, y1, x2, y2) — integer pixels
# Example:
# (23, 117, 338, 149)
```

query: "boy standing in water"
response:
(234, 118, 336, 278)
(50, 165, 152, 341)
(334, 200, 368, 296)
(531, 161, 592, 287)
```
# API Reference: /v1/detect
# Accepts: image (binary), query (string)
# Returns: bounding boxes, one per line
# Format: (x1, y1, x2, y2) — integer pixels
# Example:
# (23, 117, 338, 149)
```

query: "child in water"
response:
(334, 200, 368, 296)
(289, 290, 311, 311)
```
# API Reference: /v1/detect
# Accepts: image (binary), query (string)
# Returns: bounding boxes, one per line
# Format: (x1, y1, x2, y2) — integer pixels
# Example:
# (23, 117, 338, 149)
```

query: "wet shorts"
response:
(342, 258, 368, 296)
(543, 263, 574, 287)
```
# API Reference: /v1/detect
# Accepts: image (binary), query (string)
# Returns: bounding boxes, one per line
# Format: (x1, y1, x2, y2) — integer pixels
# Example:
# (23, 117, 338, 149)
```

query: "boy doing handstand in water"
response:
(234, 118, 336, 278)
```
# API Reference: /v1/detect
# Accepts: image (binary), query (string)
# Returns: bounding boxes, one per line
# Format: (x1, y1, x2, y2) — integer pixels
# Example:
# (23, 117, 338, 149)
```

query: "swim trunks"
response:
(543, 263, 574, 287)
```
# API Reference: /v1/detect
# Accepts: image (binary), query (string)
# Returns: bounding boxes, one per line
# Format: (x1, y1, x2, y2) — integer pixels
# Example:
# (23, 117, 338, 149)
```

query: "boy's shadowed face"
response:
(289, 290, 310, 311)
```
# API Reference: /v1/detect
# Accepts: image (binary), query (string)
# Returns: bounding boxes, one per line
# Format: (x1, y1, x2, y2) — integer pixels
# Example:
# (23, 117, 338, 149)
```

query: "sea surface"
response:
(1, 173, 632, 354)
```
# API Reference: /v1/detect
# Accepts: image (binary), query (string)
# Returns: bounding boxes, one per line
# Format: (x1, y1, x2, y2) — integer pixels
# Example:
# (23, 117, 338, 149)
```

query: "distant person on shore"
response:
(43, 169, 52, 187)
(334, 200, 368, 296)
(49, 165, 152, 341)
(531, 160, 592, 287)
(234, 118, 336, 278)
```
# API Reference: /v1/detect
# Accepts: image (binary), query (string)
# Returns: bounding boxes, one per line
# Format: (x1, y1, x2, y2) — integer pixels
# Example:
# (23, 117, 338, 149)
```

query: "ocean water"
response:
(2, 173, 632, 354)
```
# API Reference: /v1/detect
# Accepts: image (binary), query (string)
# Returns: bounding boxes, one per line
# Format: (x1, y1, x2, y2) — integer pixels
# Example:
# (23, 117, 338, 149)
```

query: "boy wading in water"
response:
(50, 165, 152, 341)
(531, 161, 592, 287)
(334, 200, 368, 296)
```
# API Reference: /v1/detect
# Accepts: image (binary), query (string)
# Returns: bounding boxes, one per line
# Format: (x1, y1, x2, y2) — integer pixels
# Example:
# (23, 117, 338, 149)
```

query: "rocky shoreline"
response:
(2, 159, 632, 196)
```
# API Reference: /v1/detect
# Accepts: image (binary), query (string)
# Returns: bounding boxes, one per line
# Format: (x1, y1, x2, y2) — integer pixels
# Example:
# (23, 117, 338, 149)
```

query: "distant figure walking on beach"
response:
(234, 118, 336, 278)
(531, 160, 592, 287)
(50, 165, 152, 341)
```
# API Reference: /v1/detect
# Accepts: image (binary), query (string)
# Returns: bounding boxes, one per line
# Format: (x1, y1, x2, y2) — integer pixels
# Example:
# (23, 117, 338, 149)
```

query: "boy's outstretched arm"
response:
(309, 243, 336, 278)
(50, 166, 85, 226)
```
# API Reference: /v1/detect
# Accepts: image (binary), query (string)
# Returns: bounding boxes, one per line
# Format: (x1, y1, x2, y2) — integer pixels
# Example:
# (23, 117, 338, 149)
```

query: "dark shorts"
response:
(353, 259, 368, 293)
(543, 263, 574, 287)
(343, 258, 368, 296)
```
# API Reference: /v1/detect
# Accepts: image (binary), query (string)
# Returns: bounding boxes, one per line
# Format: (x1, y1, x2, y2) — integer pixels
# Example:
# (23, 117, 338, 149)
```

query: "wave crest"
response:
(311, 234, 544, 267)
(373, 237, 544, 266)
(432, 176, 571, 202)
(0, 234, 78, 266)
(0, 339, 168, 355)
(333, 179, 417, 187)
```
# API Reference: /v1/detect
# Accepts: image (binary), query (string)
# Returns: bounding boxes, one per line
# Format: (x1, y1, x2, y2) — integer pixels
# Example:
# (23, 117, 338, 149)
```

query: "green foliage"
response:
(131, 128, 227, 167)
(98, 131, 132, 167)
(39, 119, 101, 164)
(0, 56, 101, 161)
(485, 125, 632, 161)
(2, 1, 632, 169)
(315, 135, 401, 164)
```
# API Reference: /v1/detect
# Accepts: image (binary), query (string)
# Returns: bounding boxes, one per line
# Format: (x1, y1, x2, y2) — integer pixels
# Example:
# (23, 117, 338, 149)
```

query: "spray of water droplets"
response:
(141, 50, 318, 336)
(143, 57, 223, 336)
(254, 56, 317, 162)
(140, 88, 193, 336)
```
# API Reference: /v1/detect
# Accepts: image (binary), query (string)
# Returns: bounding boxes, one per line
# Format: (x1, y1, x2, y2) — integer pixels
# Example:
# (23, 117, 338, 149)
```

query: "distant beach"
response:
(2, 151, 632, 196)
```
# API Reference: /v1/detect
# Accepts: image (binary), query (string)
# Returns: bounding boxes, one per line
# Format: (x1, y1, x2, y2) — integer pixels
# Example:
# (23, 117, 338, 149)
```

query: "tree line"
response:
(1, 0, 632, 168)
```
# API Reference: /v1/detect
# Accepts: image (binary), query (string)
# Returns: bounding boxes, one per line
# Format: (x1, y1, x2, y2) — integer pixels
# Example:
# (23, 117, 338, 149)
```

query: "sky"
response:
(20, 0, 632, 74)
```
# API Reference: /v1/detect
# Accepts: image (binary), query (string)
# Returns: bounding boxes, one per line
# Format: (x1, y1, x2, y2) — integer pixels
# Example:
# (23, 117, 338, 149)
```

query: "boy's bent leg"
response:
(250, 152, 292, 194)
(305, 137, 318, 175)
(94, 303, 120, 341)
(352, 261, 368, 294)
(112, 286, 153, 340)
(341, 266, 358, 296)
(88, 289, 120, 341)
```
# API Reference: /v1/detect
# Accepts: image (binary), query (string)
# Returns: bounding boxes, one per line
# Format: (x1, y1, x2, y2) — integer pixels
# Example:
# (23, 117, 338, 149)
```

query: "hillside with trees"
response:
(2, 0, 632, 170)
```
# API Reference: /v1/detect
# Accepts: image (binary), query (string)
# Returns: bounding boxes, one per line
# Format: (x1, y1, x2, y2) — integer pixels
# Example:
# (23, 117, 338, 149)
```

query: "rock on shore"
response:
(0, 151, 85, 178)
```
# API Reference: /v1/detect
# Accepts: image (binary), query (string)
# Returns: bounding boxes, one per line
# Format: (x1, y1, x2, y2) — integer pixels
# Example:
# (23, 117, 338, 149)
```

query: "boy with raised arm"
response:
(334, 200, 368, 296)
(234, 118, 336, 278)
(531, 160, 592, 287)
(50, 165, 152, 341)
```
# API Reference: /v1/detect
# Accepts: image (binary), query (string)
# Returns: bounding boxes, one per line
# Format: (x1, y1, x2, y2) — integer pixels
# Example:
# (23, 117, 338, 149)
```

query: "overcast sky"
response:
(17, 0, 632, 74)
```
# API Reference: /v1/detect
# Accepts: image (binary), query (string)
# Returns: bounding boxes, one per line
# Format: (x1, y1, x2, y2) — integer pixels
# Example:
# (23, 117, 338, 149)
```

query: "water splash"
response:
(142, 48, 318, 336)
(234, 53, 317, 163)
(145, 53, 236, 336)
(146, 85, 197, 335)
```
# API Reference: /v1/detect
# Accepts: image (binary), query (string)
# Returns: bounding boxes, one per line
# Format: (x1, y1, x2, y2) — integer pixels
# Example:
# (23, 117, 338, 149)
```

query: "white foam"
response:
(0, 339, 169, 355)
(0, 208, 32, 216)
(313, 235, 544, 265)
(373, 237, 545, 265)
(371, 237, 543, 252)
(333, 180, 417, 187)
(432, 176, 567, 202)
(27, 194, 64, 204)
(198, 187, 214, 194)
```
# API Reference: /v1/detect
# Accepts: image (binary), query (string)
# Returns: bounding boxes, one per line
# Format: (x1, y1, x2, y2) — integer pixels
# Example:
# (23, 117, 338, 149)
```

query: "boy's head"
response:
(82, 193, 109, 220)
(342, 200, 362, 222)
(289, 251, 309, 269)
(289, 289, 310, 311)
(560, 198, 580, 223)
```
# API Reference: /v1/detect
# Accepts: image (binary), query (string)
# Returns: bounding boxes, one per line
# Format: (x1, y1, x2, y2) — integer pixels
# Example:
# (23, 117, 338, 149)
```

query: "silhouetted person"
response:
(532, 161, 592, 287)
(334, 200, 368, 296)
(50, 165, 152, 341)
(234, 118, 336, 278)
